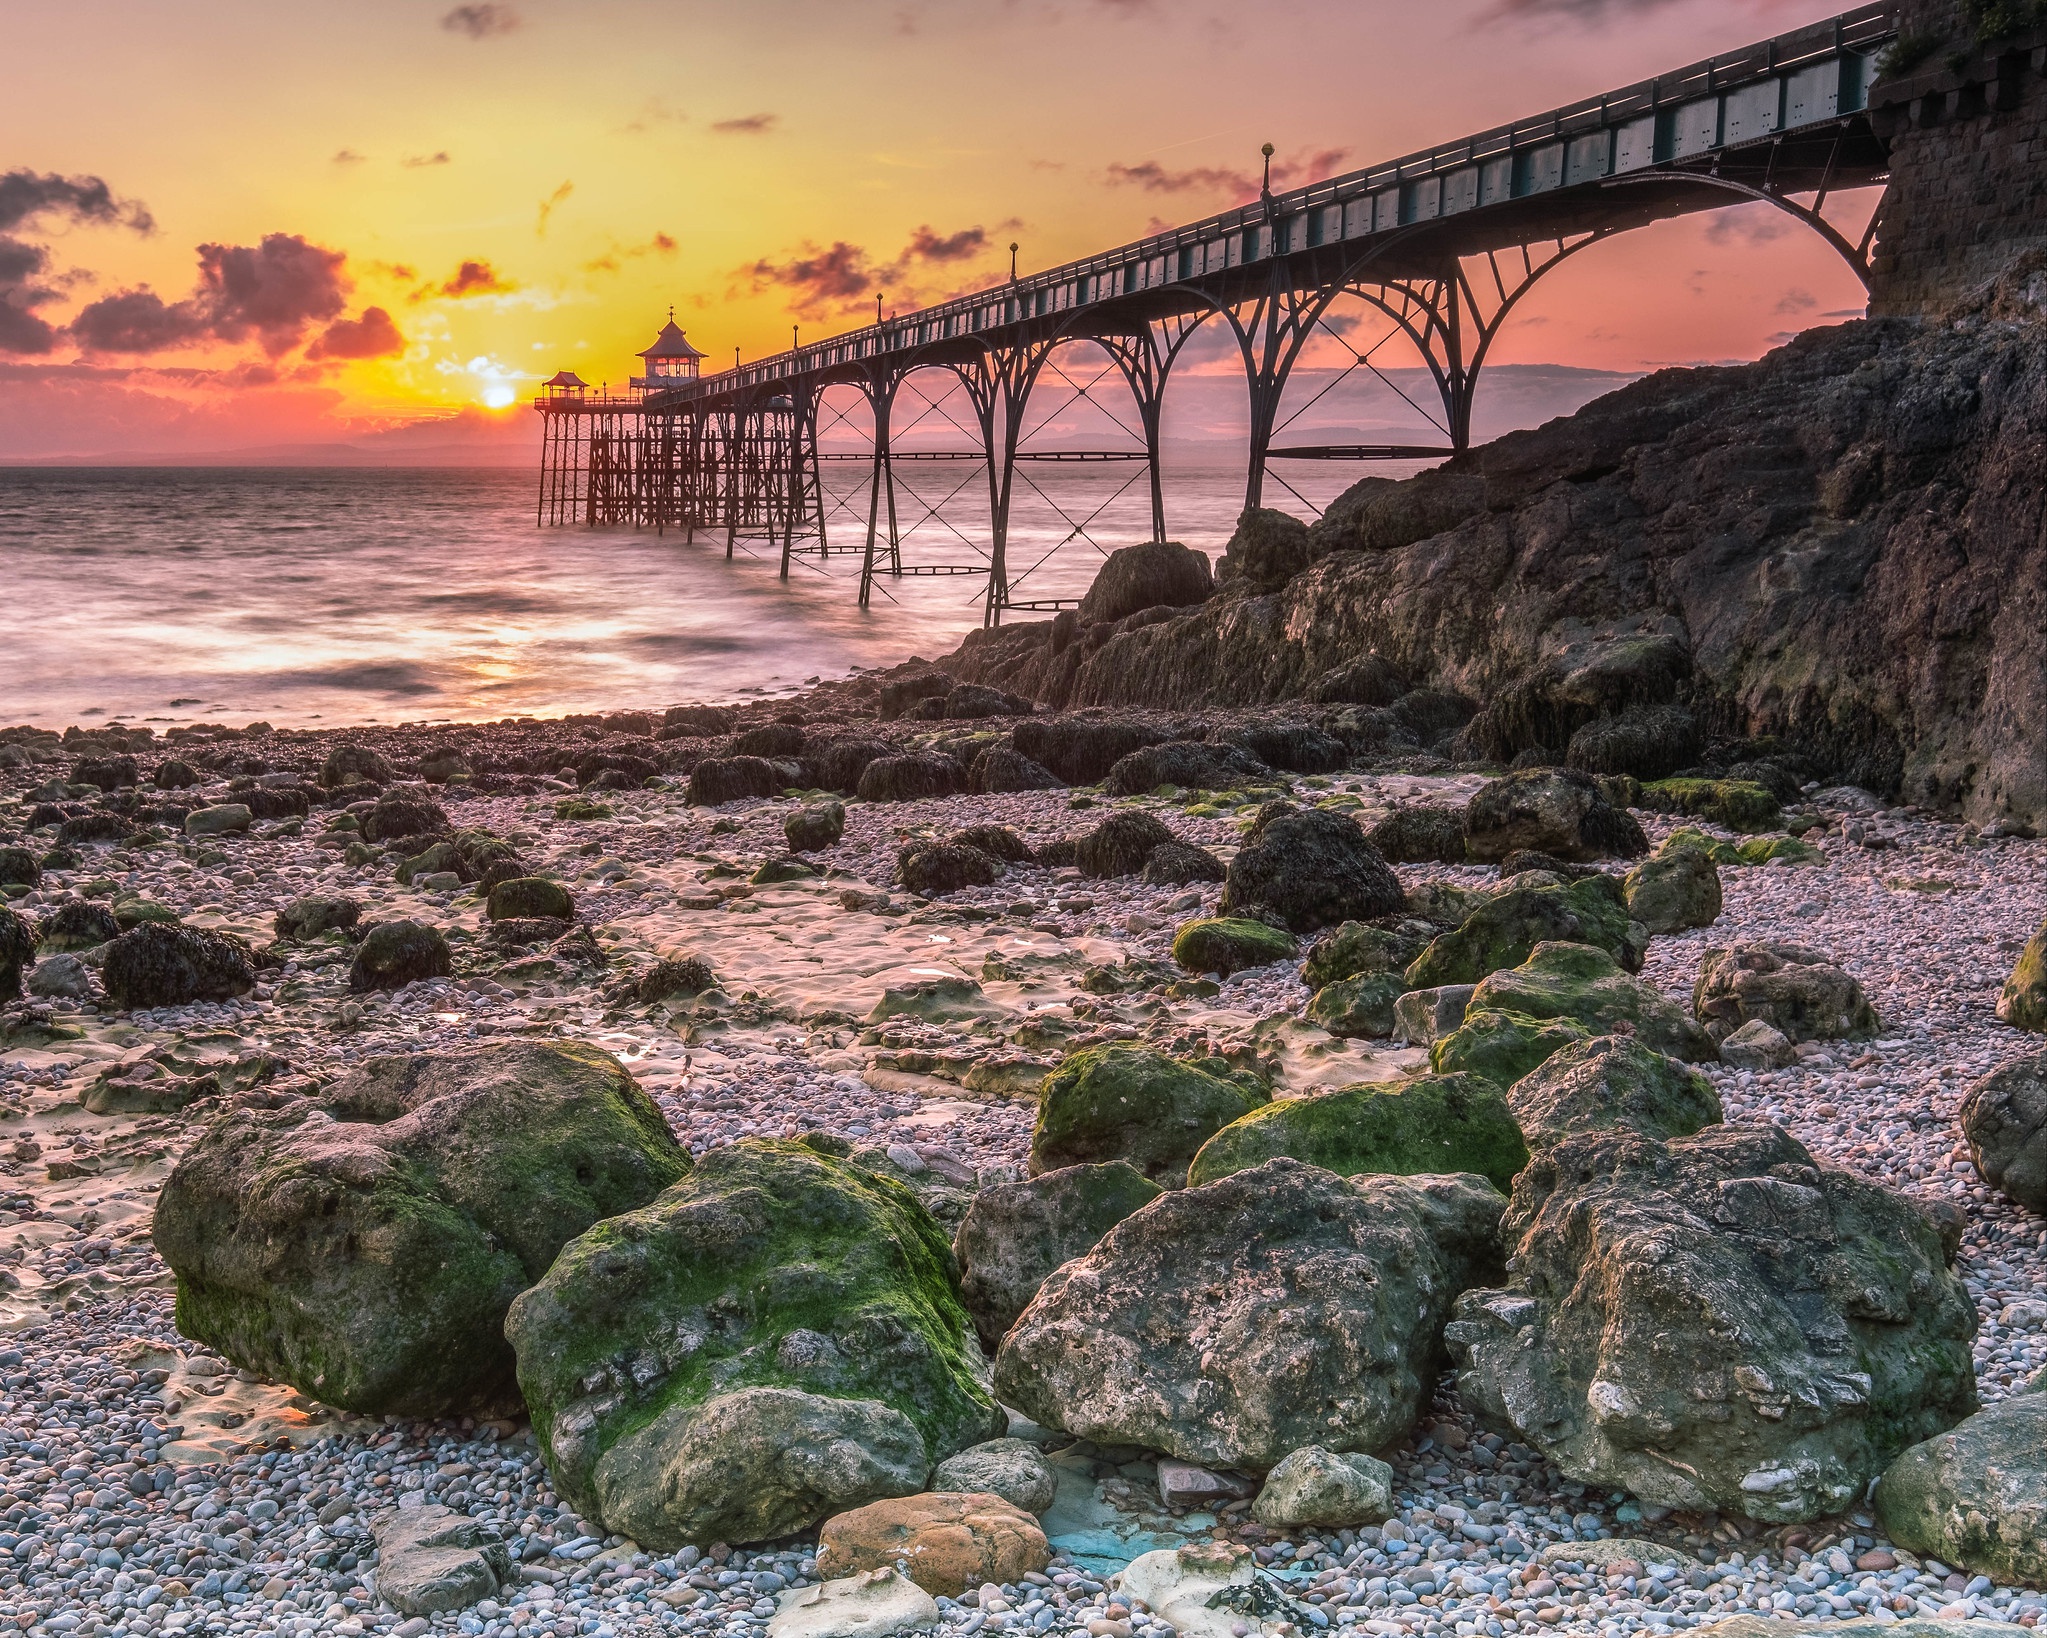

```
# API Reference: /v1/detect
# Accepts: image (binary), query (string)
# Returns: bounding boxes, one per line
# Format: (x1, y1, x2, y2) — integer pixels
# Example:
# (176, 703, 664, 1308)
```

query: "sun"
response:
(482, 384, 516, 409)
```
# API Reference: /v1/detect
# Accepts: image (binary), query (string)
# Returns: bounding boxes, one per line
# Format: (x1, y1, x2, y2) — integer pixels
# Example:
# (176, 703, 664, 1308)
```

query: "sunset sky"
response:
(0, 0, 1879, 460)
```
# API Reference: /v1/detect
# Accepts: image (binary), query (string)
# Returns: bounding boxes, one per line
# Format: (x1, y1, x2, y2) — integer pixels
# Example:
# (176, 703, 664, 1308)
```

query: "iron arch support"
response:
(1602, 168, 1877, 288)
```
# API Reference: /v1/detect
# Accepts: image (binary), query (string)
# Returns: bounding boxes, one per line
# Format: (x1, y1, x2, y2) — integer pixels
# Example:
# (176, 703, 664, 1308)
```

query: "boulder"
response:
(1103, 740, 1269, 798)
(321, 743, 394, 788)
(1305, 973, 1408, 1039)
(1719, 1019, 1799, 1070)
(1404, 874, 1646, 989)
(953, 1161, 1163, 1348)
(1693, 941, 1879, 1043)
(1076, 540, 1214, 625)
(1029, 1044, 1266, 1185)
(1997, 917, 2047, 1032)
(505, 1140, 1006, 1548)
(0, 908, 34, 999)
(1366, 805, 1469, 864)
(1112, 1543, 1313, 1638)
(994, 1160, 1505, 1471)
(152, 758, 203, 790)
(273, 894, 360, 942)
(930, 1440, 1058, 1516)
(1448, 1122, 1978, 1523)
(361, 796, 450, 844)
(1222, 507, 1314, 589)
(0, 847, 39, 888)
(1459, 942, 1718, 1062)
(1503, 1035, 1723, 1150)
(1639, 778, 1782, 834)
(753, 855, 821, 885)
(1250, 1446, 1395, 1529)
(898, 842, 1000, 897)
(487, 877, 573, 922)
(1187, 1073, 1527, 1193)
(811, 739, 896, 795)
(1876, 1388, 2047, 1589)
(815, 1491, 1050, 1596)
(1231, 723, 1347, 775)
(1959, 1047, 2047, 1213)
(396, 840, 466, 886)
(1219, 808, 1403, 934)
(1075, 810, 1176, 878)
(967, 744, 1063, 794)
(877, 672, 954, 721)
(1011, 717, 1170, 785)
(1142, 841, 1226, 886)
(1301, 922, 1424, 989)
(1565, 705, 1703, 782)
(373, 1506, 511, 1615)
(1463, 769, 1648, 864)
(349, 919, 453, 992)
(58, 811, 135, 846)
(154, 1041, 689, 1415)
(35, 900, 122, 952)
(688, 755, 783, 806)
(101, 923, 254, 1010)
(768, 1567, 938, 1638)
(944, 684, 1033, 720)
(732, 723, 807, 760)
(1393, 984, 1478, 1047)
(946, 823, 1033, 864)
(184, 803, 252, 838)
(1624, 845, 1723, 934)
(665, 705, 737, 737)
(786, 802, 847, 853)
(1171, 916, 1298, 978)
(28, 952, 93, 1001)
(1430, 1008, 1595, 1086)
(857, 753, 966, 803)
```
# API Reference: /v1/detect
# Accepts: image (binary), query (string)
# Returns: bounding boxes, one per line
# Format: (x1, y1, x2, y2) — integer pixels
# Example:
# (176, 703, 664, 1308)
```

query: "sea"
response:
(0, 458, 1431, 731)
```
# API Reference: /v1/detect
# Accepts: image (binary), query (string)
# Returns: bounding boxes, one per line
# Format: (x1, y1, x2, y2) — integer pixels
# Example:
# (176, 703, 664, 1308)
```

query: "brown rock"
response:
(815, 1491, 1050, 1597)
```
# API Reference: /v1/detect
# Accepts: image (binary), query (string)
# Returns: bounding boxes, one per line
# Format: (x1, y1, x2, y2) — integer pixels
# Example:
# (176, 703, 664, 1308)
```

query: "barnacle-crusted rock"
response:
(1693, 940, 1879, 1043)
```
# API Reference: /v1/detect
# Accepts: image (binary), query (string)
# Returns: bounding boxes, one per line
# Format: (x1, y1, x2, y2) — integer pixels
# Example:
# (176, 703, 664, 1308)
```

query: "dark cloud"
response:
(536, 180, 574, 236)
(739, 223, 997, 317)
(417, 259, 512, 301)
(403, 151, 453, 168)
(307, 306, 404, 361)
(69, 233, 349, 356)
(711, 114, 778, 135)
(586, 232, 678, 275)
(333, 149, 367, 165)
(1104, 145, 1350, 205)
(905, 225, 987, 263)
(440, 3, 519, 38)
(0, 168, 155, 356)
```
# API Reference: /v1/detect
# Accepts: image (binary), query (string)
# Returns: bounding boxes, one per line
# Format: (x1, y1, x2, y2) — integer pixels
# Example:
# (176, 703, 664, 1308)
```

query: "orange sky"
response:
(0, 0, 1879, 459)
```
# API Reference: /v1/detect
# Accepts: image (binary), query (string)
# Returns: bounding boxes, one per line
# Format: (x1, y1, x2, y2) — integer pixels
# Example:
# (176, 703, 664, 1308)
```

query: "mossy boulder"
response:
(751, 855, 821, 885)
(1171, 916, 1298, 977)
(1305, 973, 1409, 1039)
(1188, 1073, 1527, 1193)
(784, 801, 846, 853)
(1404, 873, 1644, 990)
(274, 894, 361, 942)
(0, 907, 31, 1000)
(397, 841, 466, 886)
(35, 899, 122, 952)
(487, 877, 573, 922)
(1624, 845, 1722, 934)
(1639, 778, 1782, 833)
(1997, 917, 2047, 1033)
(1219, 807, 1403, 934)
(1301, 921, 1424, 989)
(1504, 1035, 1724, 1151)
(1467, 941, 1718, 1062)
(505, 1140, 1006, 1549)
(112, 897, 182, 931)
(1030, 1044, 1267, 1185)
(1875, 1389, 2047, 1588)
(101, 923, 255, 1011)
(154, 1040, 690, 1417)
(350, 919, 454, 992)
(1431, 1008, 1594, 1085)
(1463, 768, 1648, 864)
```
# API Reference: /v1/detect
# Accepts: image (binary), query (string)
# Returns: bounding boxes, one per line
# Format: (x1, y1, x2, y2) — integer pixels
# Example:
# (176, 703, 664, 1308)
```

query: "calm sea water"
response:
(0, 458, 1423, 730)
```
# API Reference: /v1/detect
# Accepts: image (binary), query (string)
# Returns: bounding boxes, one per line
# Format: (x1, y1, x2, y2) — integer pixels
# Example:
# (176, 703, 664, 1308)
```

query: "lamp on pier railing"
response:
(1009, 242, 1019, 281)
(1260, 142, 1275, 211)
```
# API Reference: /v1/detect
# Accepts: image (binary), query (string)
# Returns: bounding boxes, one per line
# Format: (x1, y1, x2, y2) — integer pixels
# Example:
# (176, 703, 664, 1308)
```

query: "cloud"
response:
(620, 97, 687, 136)
(420, 259, 512, 300)
(441, 3, 519, 38)
(308, 306, 404, 361)
(1705, 206, 1791, 247)
(0, 168, 155, 356)
(537, 180, 574, 236)
(905, 224, 986, 264)
(711, 114, 778, 135)
(333, 149, 367, 166)
(403, 151, 453, 169)
(69, 233, 349, 357)
(1775, 287, 1818, 315)
(1478, 0, 1682, 19)
(1104, 145, 1350, 207)
(738, 222, 998, 317)
(585, 232, 678, 275)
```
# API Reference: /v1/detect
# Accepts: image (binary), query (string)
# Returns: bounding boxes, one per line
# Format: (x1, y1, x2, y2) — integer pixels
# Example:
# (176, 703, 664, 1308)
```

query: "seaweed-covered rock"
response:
(1076, 539, 1213, 625)
(1171, 917, 1298, 978)
(947, 824, 1033, 864)
(1565, 706, 1702, 782)
(899, 843, 1001, 897)
(274, 894, 361, 942)
(1448, 1123, 1978, 1523)
(731, 723, 807, 760)
(35, 899, 122, 952)
(785, 802, 847, 853)
(1103, 740, 1269, 798)
(154, 1041, 689, 1415)
(1075, 810, 1176, 879)
(101, 923, 255, 1010)
(878, 672, 955, 721)
(944, 683, 1033, 720)
(1366, 807, 1469, 865)
(1462, 942, 1717, 1063)
(1030, 1044, 1266, 1186)
(1011, 718, 1170, 785)
(1304, 973, 1408, 1039)
(637, 955, 717, 1003)
(664, 704, 736, 737)
(1463, 769, 1648, 864)
(1876, 1389, 2047, 1589)
(858, 754, 967, 804)
(967, 744, 1064, 794)
(1188, 1074, 1526, 1193)
(1997, 917, 2047, 1033)
(1141, 841, 1226, 886)
(1220, 809, 1402, 935)
(688, 756, 782, 806)
(1302, 923, 1424, 990)
(152, 758, 203, 790)
(1221, 507, 1314, 590)
(1639, 778, 1782, 833)
(361, 796, 451, 845)
(810, 738, 895, 795)
(487, 877, 573, 923)
(1959, 1047, 2047, 1213)
(953, 1162, 1164, 1349)
(1394, 983, 1479, 1047)
(1430, 1009, 1595, 1086)
(349, 919, 454, 992)
(0, 907, 32, 1000)
(1624, 845, 1723, 934)
(1693, 941, 1879, 1043)
(1405, 874, 1645, 989)
(505, 1140, 1006, 1548)
(1232, 723, 1347, 775)
(1504, 1035, 1723, 1150)
(322, 743, 395, 788)
(0, 847, 39, 888)
(994, 1161, 1505, 1471)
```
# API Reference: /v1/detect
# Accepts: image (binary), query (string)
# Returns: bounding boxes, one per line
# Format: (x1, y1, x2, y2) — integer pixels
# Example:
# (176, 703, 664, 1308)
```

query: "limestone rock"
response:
(930, 1440, 1058, 1516)
(101, 923, 254, 1011)
(993, 1160, 1505, 1472)
(768, 1567, 940, 1638)
(1029, 1044, 1266, 1186)
(1624, 846, 1722, 934)
(1959, 1047, 2047, 1213)
(1456, 941, 1718, 1062)
(1449, 1122, 1978, 1523)
(1187, 1072, 1527, 1193)
(1693, 941, 1879, 1043)
(1220, 808, 1403, 934)
(505, 1140, 1005, 1548)
(1171, 916, 1298, 978)
(1997, 918, 2047, 1032)
(27, 952, 93, 1001)
(349, 918, 453, 992)
(953, 1161, 1163, 1348)
(154, 1040, 688, 1416)
(1076, 539, 1213, 625)
(1503, 1035, 1723, 1150)
(373, 1505, 510, 1615)
(1405, 874, 1646, 989)
(1875, 1387, 2047, 1589)
(1718, 1019, 1798, 1071)
(1250, 1446, 1395, 1528)
(816, 1491, 1050, 1596)
(1463, 769, 1648, 865)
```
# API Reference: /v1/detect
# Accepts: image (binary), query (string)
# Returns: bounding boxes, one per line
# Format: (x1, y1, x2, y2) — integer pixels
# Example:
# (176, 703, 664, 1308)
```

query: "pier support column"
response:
(857, 374, 900, 609)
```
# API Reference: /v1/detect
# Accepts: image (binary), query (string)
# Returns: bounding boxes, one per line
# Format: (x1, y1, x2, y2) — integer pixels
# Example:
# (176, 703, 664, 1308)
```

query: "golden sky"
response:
(0, 0, 1878, 458)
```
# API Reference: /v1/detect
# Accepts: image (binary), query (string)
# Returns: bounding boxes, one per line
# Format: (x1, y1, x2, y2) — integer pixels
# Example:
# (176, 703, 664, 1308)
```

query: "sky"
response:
(0, 0, 1881, 461)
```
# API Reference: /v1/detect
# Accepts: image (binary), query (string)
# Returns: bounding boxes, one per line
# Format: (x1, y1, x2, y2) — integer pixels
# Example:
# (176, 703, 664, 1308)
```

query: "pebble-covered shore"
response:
(1, 722, 2044, 1638)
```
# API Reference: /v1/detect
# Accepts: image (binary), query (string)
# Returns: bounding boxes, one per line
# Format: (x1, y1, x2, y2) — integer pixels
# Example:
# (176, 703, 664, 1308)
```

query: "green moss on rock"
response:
(1188, 1073, 1527, 1192)
(1031, 1043, 1267, 1185)
(1305, 972, 1409, 1039)
(488, 876, 574, 921)
(1171, 916, 1298, 977)
(1430, 1008, 1594, 1085)
(1639, 779, 1782, 833)
(1463, 940, 1718, 1061)
(1623, 846, 1722, 934)
(1301, 922, 1422, 989)
(1404, 873, 1643, 990)
(1997, 918, 2047, 1033)
(1505, 1035, 1724, 1149)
